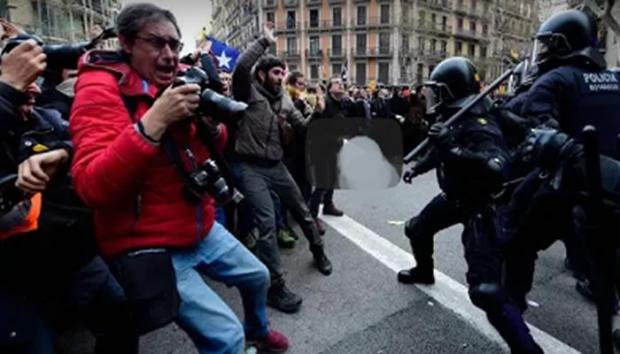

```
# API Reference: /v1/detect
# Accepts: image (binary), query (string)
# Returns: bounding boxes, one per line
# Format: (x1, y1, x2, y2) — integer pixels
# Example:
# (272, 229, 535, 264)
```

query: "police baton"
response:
(403, 67, 515, 164)
(582, 126, 614, 354)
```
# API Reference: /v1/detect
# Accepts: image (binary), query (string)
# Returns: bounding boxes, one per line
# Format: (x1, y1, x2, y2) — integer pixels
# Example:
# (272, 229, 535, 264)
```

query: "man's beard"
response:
(264, 79, 282, 94)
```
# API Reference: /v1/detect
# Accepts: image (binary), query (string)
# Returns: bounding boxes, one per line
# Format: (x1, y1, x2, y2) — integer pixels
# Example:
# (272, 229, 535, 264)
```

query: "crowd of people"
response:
(1, 2, 620, 354)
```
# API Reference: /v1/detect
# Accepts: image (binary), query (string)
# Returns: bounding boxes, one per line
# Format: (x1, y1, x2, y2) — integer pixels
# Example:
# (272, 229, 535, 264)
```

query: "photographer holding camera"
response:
(70, 4, 288, 353)
(0, 37, 135, 353)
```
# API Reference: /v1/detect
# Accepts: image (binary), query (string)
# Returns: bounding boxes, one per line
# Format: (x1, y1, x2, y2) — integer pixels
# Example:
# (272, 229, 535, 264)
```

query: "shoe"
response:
(322, 203, 344, 217)
(311, 247, 332, 275)
(247, 329, 289, 353)
(397, 267, 435, 284)
(277, 229, 296, 249)
(267, 283, 302, 313)
(240, 233, 256, 251)
(315, 218, 326, 236)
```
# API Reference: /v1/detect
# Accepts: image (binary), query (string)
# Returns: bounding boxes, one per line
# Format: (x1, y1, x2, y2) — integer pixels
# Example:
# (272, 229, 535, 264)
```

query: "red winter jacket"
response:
(70, 51, 227, 258)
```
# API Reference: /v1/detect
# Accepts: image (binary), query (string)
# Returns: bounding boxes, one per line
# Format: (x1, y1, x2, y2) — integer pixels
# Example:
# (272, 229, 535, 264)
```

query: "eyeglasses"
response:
(136, 34, 184, 53)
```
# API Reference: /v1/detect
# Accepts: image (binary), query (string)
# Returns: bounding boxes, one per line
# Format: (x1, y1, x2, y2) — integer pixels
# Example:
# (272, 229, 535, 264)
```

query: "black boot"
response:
(311, 246, 332, 275)
(397, 266, 435, 284)
(267, 281, 302, 313)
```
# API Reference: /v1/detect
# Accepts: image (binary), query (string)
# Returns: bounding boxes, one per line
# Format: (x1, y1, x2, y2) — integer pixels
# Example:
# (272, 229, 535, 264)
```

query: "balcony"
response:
(328, 48, 345, 58)
(275, 21, 300, 34)
(352, 47, 393, 58)
(419, 0, 452, 11)
(417, 49, 448, 61)
(262, 0, 276, 9)
(418, 21, 453, 36)
(306, 49, 323, 60)
(454, 28, 488, 42)
(283, 0, 298, 8)
(352, 16, 391, 29)
(279, 50, 301, 59)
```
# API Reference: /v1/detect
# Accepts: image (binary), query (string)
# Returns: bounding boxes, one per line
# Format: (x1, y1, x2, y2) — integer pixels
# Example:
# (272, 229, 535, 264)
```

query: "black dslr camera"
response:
(174, 67, 247, 121)
(1, 28, 117, 70)
(186, 159, 243, 206)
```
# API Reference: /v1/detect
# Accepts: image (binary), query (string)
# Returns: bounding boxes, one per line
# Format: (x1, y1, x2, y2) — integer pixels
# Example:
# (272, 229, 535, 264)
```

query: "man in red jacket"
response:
(70, 4, 288, 353)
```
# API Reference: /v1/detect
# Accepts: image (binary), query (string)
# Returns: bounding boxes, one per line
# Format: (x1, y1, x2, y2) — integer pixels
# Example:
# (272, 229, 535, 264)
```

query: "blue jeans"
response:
(170, 222, 270, 354)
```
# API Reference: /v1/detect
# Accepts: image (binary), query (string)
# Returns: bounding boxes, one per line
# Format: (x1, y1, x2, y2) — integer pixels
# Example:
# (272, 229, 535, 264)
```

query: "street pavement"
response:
(63, 173, 599, 354)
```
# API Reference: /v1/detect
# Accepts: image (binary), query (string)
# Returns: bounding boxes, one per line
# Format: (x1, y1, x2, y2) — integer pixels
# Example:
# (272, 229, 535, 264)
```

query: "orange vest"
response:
(0, 193, 42, 240)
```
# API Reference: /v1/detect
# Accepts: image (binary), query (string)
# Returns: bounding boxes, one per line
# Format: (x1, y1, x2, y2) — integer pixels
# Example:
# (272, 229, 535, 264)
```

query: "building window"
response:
(356, 62, 367, 85)
(431, 13, 436, 26)
(417, 63, 424, 84)
(442, 16, 448, 31)
(431, 39, 436, 52)
(457, 17, 463, 30)
(356, 33, 367, 54)
(266, 12, 275, 24)
(309, 9, 319, 28)
(287, 37, 297, 53)
(402, 34, 409, 53)
(332, 63, 342, 77)
(419, 11, 425, 25)
(287, 11, 296, 29)
(357, 6, 367, 25)
(483, 24, 488, 34)
(310, 64, 319, 80)
(400, 65, 407, 82)
(378, 62, 389, 84)
(379, 33, 390, 54)
(481, 46, 487, 58)
(332, 34, 342, 55)
(471, 0, 477, 10)
(333, 7, 342, 27)
(419, 37, 425, 51)
(469, 43, 475, 57)
(309, 36, 320, 55)
(456, 41, 462, 55)
(441, 40, 447, 53)
(402, 3, 410, 24)
(289, 64, 298, 72)
(380, 4, 390, 24)
(469, 20, 476, 32)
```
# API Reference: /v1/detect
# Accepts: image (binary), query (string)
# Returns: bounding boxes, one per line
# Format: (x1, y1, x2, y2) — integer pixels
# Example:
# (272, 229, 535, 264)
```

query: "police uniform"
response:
(400, 57, 543, 353)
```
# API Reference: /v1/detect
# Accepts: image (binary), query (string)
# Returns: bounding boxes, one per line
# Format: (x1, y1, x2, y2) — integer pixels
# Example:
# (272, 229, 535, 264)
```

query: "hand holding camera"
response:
(0, 40, 46, 91)
(141, 84, 201, 141)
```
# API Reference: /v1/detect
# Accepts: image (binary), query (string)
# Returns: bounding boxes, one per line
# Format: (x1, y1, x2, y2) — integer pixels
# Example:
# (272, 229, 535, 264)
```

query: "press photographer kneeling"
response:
(70, 3, 288, 353)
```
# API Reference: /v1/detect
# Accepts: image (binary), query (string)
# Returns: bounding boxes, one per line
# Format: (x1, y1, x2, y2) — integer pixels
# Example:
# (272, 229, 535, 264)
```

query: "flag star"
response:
(216, 51, 232, 69)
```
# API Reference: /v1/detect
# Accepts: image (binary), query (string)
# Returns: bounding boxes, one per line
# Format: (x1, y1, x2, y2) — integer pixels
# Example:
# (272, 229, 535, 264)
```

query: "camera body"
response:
(186, 159, 243, 206)
(174, 67, 247, 121)
(1, 28, 117, 70)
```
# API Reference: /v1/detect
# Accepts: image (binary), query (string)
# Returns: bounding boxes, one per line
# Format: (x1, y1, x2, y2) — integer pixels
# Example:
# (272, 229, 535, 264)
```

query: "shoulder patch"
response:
(477, 118, 488, 125)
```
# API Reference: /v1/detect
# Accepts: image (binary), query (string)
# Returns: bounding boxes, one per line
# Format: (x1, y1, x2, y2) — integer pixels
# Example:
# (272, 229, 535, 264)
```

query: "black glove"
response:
(403, 166, 419, 184)
(427, 122, 452, 149)
(520, 128, 576, 168)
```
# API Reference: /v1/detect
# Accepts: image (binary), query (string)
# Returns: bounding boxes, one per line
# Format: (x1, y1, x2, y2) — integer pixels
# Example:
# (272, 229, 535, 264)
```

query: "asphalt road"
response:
(63, 173, 599, 354)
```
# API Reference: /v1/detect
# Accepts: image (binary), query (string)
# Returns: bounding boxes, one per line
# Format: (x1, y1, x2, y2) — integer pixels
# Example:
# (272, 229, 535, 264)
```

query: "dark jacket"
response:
(232, 37, 310, 161)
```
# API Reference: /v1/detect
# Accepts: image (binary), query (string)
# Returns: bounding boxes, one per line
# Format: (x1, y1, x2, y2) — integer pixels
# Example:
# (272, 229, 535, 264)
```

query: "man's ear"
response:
(258, 70, 266, 83)
(119, 35, 133, 56)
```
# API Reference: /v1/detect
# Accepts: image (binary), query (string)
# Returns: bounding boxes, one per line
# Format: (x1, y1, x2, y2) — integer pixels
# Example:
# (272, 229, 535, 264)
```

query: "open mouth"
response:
(155, 65, 176, 80)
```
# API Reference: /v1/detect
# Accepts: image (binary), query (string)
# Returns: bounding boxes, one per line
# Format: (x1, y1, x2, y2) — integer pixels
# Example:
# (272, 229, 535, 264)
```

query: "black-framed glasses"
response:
(136, 34, 184, 53)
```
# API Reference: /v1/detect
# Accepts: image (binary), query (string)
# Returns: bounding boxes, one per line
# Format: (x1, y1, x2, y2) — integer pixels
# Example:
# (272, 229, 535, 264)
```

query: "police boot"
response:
(397, 266, 435, 284)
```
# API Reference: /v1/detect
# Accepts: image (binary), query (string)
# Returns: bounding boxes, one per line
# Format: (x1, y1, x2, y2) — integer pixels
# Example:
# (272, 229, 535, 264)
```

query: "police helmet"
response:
(533, 10, 604, 70)
(423, 57, 481, 115)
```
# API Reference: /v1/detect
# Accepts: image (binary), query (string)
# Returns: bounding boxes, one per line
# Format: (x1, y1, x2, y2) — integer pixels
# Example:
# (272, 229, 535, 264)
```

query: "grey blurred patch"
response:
(306, 118, 403, 189)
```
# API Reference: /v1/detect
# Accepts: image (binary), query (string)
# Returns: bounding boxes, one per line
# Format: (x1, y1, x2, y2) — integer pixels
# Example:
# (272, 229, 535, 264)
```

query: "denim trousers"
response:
(170, 222, 270, 354)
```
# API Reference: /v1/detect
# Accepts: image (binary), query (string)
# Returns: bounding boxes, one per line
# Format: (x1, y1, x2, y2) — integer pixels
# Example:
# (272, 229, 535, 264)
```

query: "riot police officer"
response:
(503, 9, 620, 313)
(400, 57, 542, 353)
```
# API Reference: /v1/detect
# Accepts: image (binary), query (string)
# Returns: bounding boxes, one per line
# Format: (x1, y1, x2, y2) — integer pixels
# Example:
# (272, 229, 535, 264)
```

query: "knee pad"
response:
(469, 282, 506, 313)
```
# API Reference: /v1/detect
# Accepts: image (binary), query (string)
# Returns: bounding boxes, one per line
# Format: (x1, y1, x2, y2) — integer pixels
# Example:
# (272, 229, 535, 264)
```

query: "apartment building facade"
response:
(211, 0, 538, 86)
(2, 0, 120, 43)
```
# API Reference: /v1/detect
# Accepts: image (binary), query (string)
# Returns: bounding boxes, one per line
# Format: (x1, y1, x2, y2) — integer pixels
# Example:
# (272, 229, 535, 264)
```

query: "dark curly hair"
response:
(116, 3, 181, 43)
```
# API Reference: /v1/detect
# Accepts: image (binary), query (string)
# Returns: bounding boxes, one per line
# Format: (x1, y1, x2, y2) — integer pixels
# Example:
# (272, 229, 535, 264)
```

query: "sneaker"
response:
(315, 218, 326, 236)
(277, 229, 296, 249)
(267, 283, 302, 313)
(397, 267, 435, 285)
(311, 247, 332, 275)
(248, 329, 290, 353)
(322, 203, 344, 217)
